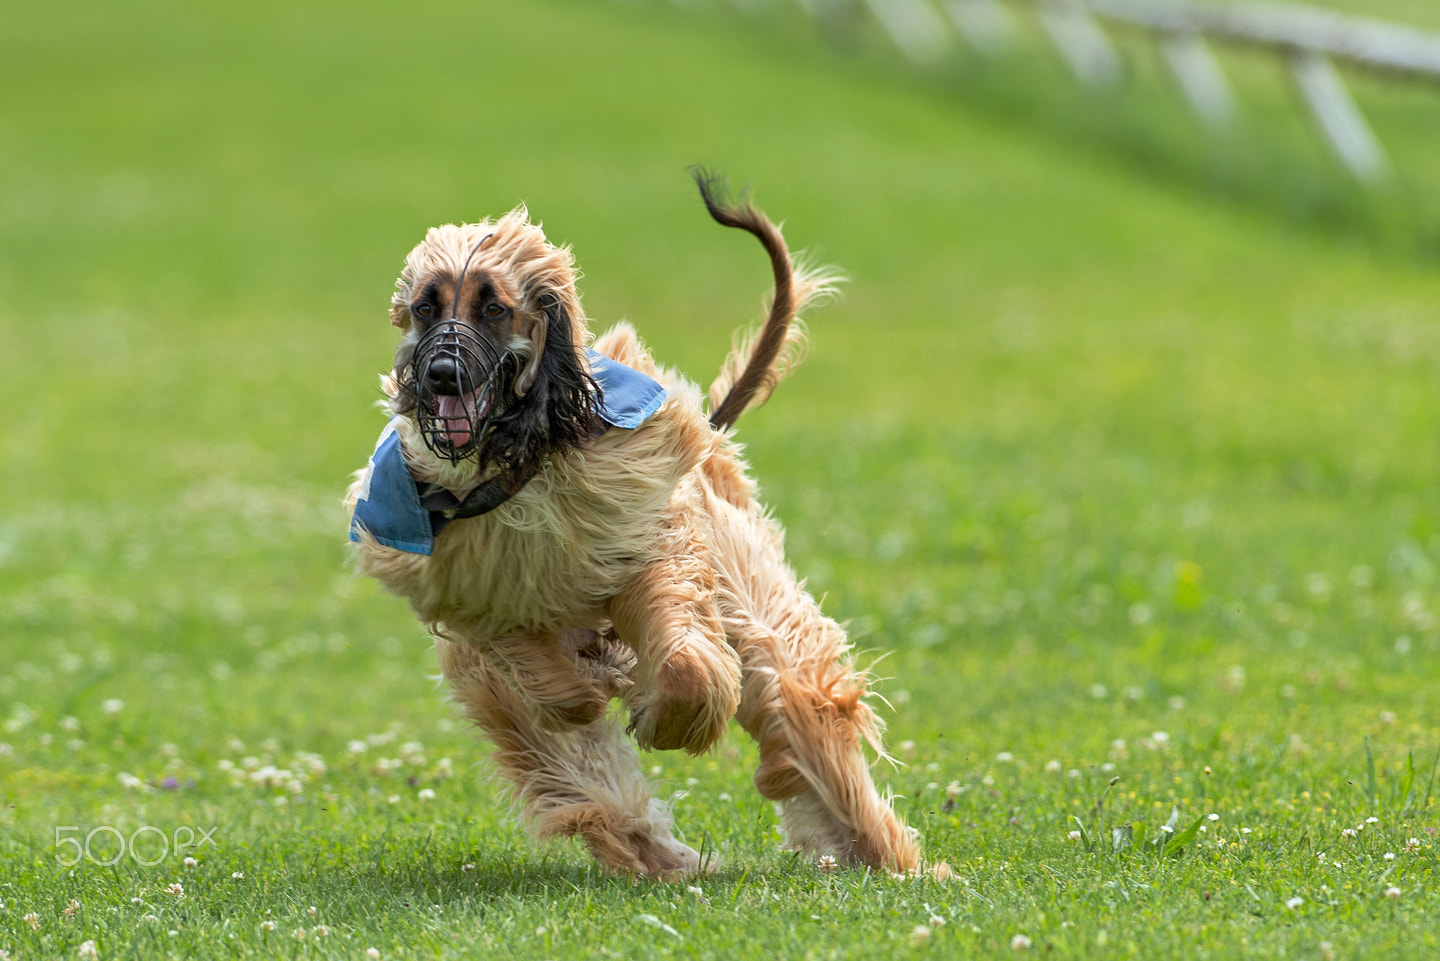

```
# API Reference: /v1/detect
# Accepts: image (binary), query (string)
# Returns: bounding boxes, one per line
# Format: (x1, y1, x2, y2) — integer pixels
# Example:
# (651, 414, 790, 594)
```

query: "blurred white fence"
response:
(691, 0, 1440, 183)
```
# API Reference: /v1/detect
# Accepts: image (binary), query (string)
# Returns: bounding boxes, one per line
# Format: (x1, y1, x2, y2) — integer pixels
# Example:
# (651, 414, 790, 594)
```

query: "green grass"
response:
(3, 0, 1440, 958)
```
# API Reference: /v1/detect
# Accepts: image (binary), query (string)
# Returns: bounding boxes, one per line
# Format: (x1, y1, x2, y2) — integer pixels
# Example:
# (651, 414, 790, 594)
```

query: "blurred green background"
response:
(2, 0, 1439, 956)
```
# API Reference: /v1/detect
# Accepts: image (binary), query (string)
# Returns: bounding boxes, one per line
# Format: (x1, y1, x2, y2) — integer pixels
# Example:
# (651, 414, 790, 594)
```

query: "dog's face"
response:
(387, 211, 602, 479)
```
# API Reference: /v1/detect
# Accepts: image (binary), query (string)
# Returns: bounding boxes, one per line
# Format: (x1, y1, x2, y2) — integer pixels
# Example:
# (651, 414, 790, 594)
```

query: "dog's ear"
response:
(530, 288, 599, 427)
(513, 309, 548, 396)
(483, 287, 602, 477)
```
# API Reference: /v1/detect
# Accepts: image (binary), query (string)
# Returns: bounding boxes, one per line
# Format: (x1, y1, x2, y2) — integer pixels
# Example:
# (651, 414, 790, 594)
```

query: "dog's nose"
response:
(426, 356, 462, 395)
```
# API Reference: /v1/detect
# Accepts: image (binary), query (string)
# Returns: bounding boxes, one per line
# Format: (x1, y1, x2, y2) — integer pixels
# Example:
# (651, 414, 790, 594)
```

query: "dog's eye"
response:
(484, 302, 506, 318)
(413, 302, 434, 320)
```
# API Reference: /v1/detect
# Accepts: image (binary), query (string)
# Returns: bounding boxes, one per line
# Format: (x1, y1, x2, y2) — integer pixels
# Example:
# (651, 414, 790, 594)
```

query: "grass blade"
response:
(1365, 735, 1378, 812)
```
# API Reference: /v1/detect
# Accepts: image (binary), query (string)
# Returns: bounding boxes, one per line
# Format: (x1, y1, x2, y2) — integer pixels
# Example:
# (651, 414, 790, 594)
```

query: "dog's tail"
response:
(693, 168, 839, 432)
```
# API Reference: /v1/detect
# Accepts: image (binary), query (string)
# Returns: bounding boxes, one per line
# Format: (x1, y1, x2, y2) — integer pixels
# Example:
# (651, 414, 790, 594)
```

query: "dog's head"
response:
(388, 209, 603, 481)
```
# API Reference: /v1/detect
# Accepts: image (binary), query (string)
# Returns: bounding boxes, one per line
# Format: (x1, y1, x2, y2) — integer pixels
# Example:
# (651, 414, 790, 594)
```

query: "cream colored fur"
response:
(346, 209, 921, 877)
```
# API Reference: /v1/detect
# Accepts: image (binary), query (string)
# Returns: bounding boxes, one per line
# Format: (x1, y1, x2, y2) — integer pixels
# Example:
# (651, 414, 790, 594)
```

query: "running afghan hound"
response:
(345, 170, 922, 877)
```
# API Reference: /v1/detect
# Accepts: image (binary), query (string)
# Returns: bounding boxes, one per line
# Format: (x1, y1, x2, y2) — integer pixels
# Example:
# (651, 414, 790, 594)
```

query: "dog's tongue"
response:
(436, 394, 473, 447)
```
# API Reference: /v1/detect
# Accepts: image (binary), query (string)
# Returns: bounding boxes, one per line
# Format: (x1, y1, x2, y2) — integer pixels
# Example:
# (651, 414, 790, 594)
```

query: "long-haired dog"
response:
(345, 171, 921, 877)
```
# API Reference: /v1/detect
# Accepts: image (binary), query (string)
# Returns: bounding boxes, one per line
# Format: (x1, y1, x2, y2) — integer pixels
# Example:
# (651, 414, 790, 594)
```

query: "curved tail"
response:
(693, 168, 839, 431)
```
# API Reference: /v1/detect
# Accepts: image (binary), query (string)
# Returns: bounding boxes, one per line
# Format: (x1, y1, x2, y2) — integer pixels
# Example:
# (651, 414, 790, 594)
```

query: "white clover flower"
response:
(1341, 828, 1357, 839)
(1384, 886, 1401, 899)
(929, 915, 946, 927)
(259, 921, 276, 932)
(461, 864, 475, 872)
(142, 914, 159, 924)
(165, 883, 183, 897)
(817, 855, 839, 872)
(996, 752, 1014, 763)
(102, 699, 124, 715)
(78, 940, 98, 959)
(1406, 837, 1421, 851)
(366, 951, 381, 960)
(909, 925, 931, 946)
(232, 871, 244, 879)
(1384, 852, 1396, 861)
(1044, 760, 1061, 773)
(1207, 813, 1219, 822)
(183, 857, 197, 868)
(313, 925, 329, 937)
(1011, 934, 1032, 951)
(347, 740, 368, 754)
(418, 788, 436, 801)
(293, 928, 306, 940)
(1067, 830, 1082, 842)
(24, 912, 41, 929)
(1285, 897, 1303, 910)
(1365, 816, 1379, 824)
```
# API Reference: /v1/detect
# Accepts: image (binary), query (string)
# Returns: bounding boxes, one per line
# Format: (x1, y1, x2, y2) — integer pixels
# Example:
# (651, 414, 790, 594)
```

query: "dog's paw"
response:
(628, 647, 739, 755)
(633, 834, 707, 880)
(574, 631, 638, 700)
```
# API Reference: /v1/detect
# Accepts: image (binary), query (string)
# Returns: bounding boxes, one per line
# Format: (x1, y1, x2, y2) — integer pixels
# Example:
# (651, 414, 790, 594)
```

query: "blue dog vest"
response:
(350, 351, 666, 555)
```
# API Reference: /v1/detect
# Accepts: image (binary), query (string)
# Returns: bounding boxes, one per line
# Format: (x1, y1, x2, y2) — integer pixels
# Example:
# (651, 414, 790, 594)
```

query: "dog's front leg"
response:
(608, 540, 741, 756)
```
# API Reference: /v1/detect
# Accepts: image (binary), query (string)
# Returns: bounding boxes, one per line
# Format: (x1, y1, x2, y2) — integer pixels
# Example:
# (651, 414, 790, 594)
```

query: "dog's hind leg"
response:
(712, 510, 921, 873)
(436, 636, 704, 878)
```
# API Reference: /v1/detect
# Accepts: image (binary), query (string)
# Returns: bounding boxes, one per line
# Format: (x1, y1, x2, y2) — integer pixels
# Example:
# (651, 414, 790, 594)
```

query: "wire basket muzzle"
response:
(410, 321, 513, 462)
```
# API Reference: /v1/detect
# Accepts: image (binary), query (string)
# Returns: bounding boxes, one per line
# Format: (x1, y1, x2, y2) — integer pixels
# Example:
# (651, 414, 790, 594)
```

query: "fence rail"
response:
(702, 0, 1440, 183)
